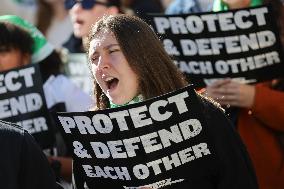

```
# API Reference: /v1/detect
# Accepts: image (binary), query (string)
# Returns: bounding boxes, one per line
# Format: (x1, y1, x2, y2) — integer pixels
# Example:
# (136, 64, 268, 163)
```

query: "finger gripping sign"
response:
(55, 85, 216, 188)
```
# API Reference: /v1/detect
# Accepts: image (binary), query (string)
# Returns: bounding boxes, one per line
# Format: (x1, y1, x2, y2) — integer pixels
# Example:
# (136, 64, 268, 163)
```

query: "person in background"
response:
(0, 15, 93, 188)
(0, 120, 61, 189)
(0, 15, 93, 112)
(165, 0, 213, 14)
(36, 0, 73, 49)
(63, 0, 122, 53)
(0, 21, 33, 71)
(71, 14, 259, 189)
(122, 0, 164, 20)
(206, 1, 284, 189)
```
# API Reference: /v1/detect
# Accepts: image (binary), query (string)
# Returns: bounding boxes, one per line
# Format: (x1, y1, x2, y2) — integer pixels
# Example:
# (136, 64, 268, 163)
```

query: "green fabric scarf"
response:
(213, 0, 263, 12)
(110, 95, 144, 108)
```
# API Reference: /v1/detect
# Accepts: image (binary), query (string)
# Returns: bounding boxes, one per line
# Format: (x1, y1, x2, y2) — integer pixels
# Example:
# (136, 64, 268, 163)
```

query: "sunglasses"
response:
(65, 0, 109, 10)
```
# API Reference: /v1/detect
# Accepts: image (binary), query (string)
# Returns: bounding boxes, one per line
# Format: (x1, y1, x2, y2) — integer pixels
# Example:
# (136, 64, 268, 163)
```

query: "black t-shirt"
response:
(63, 34, 84, 53)
(72, 95, 258, 189)
(0, 120, 58, 189)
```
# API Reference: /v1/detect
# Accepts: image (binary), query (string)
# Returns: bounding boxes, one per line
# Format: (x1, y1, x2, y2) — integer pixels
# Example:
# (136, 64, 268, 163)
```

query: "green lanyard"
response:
(110, 95, 144, 108)
(213, 0, 263, 12)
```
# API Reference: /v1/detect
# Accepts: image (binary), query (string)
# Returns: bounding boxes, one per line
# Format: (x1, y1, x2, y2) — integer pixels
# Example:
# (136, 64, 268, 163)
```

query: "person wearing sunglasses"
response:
(63, 0, 122, 53)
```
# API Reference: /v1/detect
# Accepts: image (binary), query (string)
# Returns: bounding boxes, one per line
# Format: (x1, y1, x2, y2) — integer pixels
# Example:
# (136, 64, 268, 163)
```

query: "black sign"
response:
(147, 5, 284, 87)
(54, 85, 216, 188)
(63, 53, 93, 96)
(0, 64, 55, 149)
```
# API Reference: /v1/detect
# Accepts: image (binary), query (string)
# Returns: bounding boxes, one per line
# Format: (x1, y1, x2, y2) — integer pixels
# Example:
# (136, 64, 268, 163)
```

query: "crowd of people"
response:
(0, 0, 283, 189)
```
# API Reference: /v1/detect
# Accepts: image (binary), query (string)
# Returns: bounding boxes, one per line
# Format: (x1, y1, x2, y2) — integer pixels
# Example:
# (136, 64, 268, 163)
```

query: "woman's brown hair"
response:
(88, 14, 188, 110)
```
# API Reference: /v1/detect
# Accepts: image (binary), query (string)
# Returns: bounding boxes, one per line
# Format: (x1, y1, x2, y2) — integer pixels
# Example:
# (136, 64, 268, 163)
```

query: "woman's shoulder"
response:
(195, 92, 235, 131)
(196, 92, 225, 115)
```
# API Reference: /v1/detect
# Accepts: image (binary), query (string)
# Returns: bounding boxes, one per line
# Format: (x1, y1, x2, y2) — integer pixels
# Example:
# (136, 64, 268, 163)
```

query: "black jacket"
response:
(72, 95, 259, 189)
(0, 120, 59, 189)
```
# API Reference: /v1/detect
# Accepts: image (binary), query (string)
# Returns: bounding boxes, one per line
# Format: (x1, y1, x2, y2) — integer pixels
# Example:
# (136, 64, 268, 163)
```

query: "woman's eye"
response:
(91, 56, 99, 64)
(109, 49, 119, 53)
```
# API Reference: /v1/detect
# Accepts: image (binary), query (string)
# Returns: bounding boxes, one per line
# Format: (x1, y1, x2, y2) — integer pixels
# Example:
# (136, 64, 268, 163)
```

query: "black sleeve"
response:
(201, 98, 259, 189)
(19, 131, 58, 189)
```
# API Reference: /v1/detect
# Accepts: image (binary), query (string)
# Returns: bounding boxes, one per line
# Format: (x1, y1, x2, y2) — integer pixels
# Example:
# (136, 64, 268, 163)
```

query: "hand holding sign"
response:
(148, 5, 284, 87)
(55, 85, 215, 188)
(54, 84, 259, 189)
(205, 78, 256, 108)
(61, 14, 258, 189)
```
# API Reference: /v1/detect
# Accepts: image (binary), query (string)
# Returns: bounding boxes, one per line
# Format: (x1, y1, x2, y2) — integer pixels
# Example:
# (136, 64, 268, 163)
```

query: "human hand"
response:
(205, 79, 255, 108)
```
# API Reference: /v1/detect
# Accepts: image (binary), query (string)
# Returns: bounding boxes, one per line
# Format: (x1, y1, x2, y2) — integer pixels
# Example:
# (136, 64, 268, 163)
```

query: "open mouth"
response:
(74, 19, 84, 26)
(77, 20, 83, 24)
(105, 77, 119, 90)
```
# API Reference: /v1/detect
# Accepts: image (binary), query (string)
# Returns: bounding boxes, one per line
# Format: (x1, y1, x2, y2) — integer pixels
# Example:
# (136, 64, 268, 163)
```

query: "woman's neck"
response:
(110, 95, 144, 108)
(224, 0, 251, 9)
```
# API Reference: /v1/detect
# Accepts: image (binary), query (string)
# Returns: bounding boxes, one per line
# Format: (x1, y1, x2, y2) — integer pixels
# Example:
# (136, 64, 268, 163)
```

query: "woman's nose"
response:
(97, 55, 110, 70)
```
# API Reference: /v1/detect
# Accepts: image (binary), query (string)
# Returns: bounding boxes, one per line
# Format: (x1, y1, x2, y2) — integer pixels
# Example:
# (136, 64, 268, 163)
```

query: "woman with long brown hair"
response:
(87, 14, 187, 110)
(72, 14, 259, 189)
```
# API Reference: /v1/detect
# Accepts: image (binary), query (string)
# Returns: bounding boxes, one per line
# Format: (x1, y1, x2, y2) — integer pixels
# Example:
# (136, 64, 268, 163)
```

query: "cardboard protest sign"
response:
(54, 85, 217, 188)
(0, 64, 55, 149)
(63, 53, 93, 96)
(147, 5, 284, 87)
